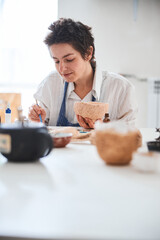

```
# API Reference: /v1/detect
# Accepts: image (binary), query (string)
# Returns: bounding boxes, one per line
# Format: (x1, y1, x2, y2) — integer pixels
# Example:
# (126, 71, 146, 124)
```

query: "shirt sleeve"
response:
(100, 72, 138, 127)
(33, 73, 54, 121)
(117, 84, 138, 127)
(33, 71, 64, 125)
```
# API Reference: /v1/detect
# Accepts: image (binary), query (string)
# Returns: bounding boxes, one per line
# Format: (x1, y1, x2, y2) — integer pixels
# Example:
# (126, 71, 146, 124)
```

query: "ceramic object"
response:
(48, 127, 79, 139)
(95, 129, 140, 165)
(0, 122, 53, 162)
(147, 141, 160, 152)
(51, 132, 72, 148)
(74, 102, 109, 120)
(133, 152, 159, 172)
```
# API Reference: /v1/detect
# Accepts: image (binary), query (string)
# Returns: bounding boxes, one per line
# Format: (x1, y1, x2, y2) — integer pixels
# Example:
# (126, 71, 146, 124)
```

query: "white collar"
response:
(66, 82, 75, 99)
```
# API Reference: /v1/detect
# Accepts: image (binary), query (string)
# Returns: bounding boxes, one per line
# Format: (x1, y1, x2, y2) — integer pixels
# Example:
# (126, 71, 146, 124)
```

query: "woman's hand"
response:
(76, 115, 101, 129)
(28, 104, 46, 123)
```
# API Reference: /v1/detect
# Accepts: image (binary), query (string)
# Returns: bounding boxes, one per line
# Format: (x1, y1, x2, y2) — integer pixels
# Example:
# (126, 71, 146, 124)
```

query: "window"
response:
(0, 0, 58, 115)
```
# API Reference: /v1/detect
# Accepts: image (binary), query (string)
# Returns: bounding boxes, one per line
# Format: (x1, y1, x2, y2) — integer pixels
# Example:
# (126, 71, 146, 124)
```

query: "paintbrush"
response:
(36, 100, 43, 123)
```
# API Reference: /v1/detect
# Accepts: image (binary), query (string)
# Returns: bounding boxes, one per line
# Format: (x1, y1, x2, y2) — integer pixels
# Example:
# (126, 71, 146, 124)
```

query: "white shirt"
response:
(34, 64, 138, 126)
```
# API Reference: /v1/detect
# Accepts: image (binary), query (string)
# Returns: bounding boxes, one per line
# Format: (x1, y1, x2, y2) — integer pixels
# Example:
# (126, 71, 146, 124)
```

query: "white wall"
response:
(58, 0, 160, 128)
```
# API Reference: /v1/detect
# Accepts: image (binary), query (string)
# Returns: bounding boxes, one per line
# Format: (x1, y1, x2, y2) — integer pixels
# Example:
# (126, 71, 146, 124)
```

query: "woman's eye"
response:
(66, 59, 74, 62)
(54, 58, 74, 64)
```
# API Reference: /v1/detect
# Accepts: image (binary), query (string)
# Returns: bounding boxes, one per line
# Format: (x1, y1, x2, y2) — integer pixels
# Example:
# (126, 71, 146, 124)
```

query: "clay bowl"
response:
(51, 132, 72, 148)
(95, 129, 139, 165)
(74, 102, 109, 120)
(147, 141, 160, 152)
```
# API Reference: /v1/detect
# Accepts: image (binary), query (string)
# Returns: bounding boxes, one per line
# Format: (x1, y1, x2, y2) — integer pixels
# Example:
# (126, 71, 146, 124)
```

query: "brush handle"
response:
(36, 100, 43, 123)
(38, 113, 43, 123)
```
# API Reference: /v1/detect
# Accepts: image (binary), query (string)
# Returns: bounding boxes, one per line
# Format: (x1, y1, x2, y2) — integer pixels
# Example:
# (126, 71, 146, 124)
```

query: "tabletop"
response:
(0, 128, 160, 240)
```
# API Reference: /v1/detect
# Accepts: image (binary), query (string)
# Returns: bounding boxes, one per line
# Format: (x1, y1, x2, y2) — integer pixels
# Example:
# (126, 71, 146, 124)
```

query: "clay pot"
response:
(74, 102, 109, 120)
(95, 129, 140, 165)
(51, 132, 72, 148)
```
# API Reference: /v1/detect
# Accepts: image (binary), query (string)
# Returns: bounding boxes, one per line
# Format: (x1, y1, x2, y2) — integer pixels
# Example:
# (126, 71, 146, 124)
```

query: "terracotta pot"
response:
(51, 132, 72, 148)
(95, 129, 140, 165)
(74, 102, 109, 120)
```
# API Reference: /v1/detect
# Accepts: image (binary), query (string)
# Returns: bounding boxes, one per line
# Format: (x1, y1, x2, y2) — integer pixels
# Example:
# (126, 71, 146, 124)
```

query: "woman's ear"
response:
(86, 46, 93, 61)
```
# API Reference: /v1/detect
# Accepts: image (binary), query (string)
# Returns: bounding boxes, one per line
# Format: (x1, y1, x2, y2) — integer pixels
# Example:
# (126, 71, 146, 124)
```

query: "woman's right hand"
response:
(76, 115, 103, 129)
(28, 104, 46, 123)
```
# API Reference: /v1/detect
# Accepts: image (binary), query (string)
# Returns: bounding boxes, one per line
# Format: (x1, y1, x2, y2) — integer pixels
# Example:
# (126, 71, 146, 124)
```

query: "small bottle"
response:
(103, 113, 110, 123)
(5, 103, 11, 124)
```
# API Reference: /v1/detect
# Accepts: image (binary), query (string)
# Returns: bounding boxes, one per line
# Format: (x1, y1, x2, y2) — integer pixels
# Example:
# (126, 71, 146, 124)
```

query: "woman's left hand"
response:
(76, 115, 101, 129)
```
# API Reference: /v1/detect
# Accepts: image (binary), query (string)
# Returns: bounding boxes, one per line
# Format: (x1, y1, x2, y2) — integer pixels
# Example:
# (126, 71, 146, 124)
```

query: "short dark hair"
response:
(44, 18, 95, 63)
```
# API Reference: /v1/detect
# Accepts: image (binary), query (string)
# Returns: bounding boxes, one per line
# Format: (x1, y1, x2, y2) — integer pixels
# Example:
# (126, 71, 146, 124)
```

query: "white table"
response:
(0, 128, 160, 240)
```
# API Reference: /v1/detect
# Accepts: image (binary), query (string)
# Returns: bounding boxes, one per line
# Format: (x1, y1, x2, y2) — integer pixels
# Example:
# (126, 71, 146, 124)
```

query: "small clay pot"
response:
(51, 133, 72, 148)
(74, 102, 109, 120)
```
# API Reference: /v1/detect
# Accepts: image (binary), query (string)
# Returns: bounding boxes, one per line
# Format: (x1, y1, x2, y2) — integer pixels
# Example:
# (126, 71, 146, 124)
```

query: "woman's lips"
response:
(63, 73, 72, 78)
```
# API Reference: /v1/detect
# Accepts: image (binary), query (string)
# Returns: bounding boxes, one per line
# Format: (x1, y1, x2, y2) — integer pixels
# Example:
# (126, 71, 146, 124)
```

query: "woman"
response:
(28, 18, 137, 128)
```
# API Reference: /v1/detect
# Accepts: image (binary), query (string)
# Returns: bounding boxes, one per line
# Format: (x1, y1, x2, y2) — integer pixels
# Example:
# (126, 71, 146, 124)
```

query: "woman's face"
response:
(49, 43, 91, 83)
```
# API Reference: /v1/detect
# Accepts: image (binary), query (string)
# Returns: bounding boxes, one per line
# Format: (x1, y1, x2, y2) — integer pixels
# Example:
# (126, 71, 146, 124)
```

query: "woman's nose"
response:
(59, 61, 66, 73)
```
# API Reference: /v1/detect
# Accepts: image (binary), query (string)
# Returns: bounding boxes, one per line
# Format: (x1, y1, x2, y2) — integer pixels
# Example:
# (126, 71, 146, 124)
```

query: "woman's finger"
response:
(77, 115, 90, 129)
(28, 104, 46, 122)
(29, 107, 39, 118)
(84, 117, 95, 129)
(32, 104, 43, 115)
